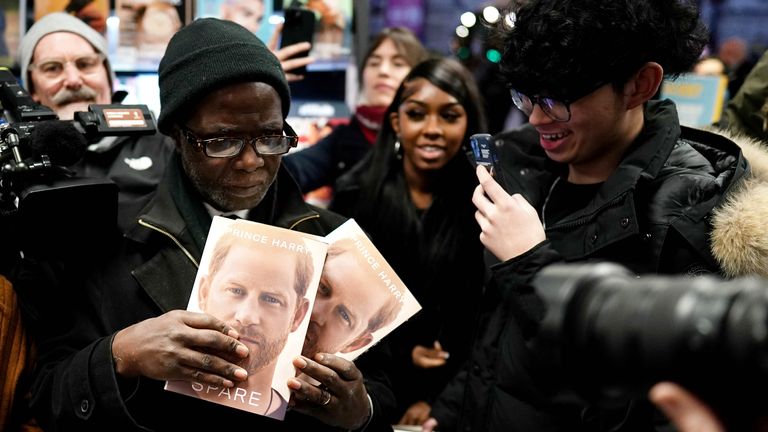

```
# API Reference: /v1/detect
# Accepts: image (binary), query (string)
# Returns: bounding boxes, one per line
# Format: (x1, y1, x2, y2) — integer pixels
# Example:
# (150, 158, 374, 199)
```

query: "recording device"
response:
(467, 133, 500, 174)
(0, 68, 156, 256)
(280, 7, 316, 76)
(0, 68, 155, 203)
(532, 262, 768, 429)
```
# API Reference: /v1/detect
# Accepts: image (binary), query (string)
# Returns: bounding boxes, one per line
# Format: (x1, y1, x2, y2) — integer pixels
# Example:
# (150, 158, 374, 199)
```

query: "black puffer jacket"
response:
(430, 99, 748, 432)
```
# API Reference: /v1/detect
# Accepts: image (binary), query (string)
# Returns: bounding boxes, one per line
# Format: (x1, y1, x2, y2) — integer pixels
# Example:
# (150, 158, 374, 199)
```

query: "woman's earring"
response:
(394, 139, 402, 160)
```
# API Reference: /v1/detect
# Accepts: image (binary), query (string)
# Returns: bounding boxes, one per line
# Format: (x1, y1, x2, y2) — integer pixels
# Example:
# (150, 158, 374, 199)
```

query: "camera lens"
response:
(532, 262, 768, 417)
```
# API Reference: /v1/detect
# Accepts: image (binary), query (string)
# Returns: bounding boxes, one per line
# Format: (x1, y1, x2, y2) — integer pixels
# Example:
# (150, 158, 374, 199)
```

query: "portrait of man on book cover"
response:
(303, 219, 421, 361)
(165, 217, 327, 420)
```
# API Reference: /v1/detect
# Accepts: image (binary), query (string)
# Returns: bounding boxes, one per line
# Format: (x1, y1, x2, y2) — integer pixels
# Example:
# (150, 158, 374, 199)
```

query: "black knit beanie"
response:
(157, 18, 291, 135)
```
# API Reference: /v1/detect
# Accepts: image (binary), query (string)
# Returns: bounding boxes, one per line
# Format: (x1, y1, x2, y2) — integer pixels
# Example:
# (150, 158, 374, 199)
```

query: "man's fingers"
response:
(472, 183, 493, 217)
(417, 357, 447, 368)
(422, 417, 439, 432)
(175, 363, 237, 388)
(287, 374, 334, 409)
(320, 353, 361, 382)
(649, 382, 724, 432)
(475, 165, 508, 203)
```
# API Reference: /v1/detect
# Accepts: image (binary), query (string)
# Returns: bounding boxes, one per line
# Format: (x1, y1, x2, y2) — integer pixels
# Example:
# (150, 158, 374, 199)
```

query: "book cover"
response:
(165, 216, 328, 420)
(33, 0, 109, 34)
(166, 217, 420, 418)
(193, 0, 277, 45)
(303, 218, 421, 361)
(112, 0, 185, 71)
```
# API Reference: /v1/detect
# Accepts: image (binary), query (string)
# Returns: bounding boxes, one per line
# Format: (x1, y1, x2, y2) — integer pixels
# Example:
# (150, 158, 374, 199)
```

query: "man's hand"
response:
(267, 23, 315, 82)
(473, 166, 546, 261)
(649, 382, 725, 432)
(422, 417, 439, 432)
(288, 354, 371, 430)
(412, 341, 450, 368)
(399, 401, 431, 425)
(111, 310, 250, 388)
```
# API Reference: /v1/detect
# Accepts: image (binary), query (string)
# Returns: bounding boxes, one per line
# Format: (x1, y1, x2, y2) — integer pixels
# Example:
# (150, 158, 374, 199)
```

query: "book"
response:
(306, 218, 421, 361)
(165, 216, 329, 420)
(112, 0, 186, 71)
(165, 216, 421, 419)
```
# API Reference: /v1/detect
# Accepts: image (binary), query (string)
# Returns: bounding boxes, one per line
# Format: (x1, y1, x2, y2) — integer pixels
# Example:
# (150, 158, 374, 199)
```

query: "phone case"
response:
(280, 7, 315, 75)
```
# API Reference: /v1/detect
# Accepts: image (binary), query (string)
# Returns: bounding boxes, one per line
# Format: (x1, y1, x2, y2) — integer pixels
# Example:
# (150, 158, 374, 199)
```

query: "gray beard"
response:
(180, 152, 270, 212)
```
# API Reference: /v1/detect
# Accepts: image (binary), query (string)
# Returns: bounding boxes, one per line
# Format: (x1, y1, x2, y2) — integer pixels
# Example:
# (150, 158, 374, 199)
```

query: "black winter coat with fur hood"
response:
(430, 99, 766, 432)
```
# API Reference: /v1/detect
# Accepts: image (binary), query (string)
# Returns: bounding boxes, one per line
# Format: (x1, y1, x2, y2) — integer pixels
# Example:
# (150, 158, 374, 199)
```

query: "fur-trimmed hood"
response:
(710, 129, 768, 277)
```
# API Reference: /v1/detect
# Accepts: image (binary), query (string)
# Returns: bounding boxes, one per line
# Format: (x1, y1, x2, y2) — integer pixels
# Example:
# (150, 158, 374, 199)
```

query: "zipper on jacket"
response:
(547, 195, 626, 231)
(138, 218, 200, 268)
(288, 214, 321, 230)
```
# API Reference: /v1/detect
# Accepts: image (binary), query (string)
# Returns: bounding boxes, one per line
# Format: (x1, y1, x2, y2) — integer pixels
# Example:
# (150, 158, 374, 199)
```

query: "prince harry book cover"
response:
(304, 219, 421, 361)
(164, 216, 328, 420)
(165, 217, 420, 419)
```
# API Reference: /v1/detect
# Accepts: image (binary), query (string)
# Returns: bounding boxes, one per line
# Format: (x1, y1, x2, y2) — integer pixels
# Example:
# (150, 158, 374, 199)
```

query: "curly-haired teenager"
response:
(426, 0, 768, 431)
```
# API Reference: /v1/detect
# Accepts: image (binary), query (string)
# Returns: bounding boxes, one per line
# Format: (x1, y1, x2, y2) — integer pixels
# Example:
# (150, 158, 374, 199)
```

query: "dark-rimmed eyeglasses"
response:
(509, 89, 573, 122)
(510, 80, 609, 123)
(181, 125, 299, 158)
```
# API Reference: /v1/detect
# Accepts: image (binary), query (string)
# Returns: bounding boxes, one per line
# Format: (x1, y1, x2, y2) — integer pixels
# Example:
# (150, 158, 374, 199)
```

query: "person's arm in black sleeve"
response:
(354, 340, 398, 431)
(283, 131, 339, 194)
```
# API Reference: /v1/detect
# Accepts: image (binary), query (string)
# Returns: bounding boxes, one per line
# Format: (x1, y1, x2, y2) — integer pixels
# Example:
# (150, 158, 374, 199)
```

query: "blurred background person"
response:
(718, 36, 755, 97)
(330, 56, 487, 426)
(18, 12, 174, 225)
(717, 48, 768, 142)
(283, 26, 427, 195)
(220, 0, 264, 34)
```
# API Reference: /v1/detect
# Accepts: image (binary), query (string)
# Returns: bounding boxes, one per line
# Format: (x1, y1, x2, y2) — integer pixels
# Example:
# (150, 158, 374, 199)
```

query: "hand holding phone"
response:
(279, 7, 316, 76)
(467, 133, 501, 177)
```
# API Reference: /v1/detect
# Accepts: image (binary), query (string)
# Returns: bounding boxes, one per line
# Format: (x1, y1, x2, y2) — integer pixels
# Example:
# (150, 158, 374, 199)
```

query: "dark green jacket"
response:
(721, 49, 768, 142)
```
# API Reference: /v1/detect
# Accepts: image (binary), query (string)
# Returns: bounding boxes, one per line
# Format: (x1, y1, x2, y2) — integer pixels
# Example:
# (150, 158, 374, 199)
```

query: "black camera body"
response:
(532, 262, 768, 428)
(0, 68, 156, 257)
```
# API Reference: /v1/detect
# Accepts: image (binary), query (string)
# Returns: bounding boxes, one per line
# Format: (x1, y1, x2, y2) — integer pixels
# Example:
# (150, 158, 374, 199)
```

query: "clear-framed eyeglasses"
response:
(29, 53, 106, 79)
(181, 125, 299, 158)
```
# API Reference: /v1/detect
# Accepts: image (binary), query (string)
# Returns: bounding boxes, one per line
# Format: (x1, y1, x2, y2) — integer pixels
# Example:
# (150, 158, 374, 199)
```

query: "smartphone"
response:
(280, 7, 316, 76)
(468, 133, 501, 176)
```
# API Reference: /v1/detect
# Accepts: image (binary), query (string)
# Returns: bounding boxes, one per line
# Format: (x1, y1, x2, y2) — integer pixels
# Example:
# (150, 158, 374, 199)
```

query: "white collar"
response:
(203, 202, 248, 220)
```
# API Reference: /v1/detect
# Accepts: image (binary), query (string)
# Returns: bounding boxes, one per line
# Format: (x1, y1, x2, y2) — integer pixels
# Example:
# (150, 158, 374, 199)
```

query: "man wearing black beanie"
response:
(16, 18, 395, 431)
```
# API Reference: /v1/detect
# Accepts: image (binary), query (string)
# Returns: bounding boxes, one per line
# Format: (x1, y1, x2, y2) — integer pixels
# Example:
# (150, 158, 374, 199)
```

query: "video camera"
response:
(0, 68, 157, 257)
(0, 68, 156, 205)
(532, 262, 768, 429)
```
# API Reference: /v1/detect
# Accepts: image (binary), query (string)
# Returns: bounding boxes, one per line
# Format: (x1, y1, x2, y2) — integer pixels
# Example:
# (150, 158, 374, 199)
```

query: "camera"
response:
(0, 68, 156, 257)
(531, 262, 768, 428)
(0, 68, 156, 205)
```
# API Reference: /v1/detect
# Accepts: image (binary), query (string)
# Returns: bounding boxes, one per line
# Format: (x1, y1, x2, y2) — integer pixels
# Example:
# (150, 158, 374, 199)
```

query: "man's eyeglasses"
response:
(181, 126, 299, 158)
(29, 53, 106, 79)
(509, 89, 573, 122)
